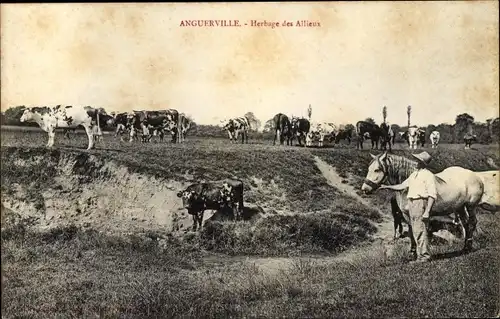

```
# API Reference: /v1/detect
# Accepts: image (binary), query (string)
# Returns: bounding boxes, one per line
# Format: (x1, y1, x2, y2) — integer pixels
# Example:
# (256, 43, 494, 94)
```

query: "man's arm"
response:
(422, 172, 438, 217)
(378, 178, 409, 191)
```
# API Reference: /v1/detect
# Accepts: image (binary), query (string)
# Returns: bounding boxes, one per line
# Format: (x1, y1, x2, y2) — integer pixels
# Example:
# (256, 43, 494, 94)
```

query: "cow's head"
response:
(219, 182, 234, 205)
(408, 127, 418, 137)
(176, 188, 199, 209)
(220, 119, 233, 131)
(361, 152, 389, 194)
(182, 120, 192, 133)
(163, 119, 177, 132)
(19, 107, 35, 122)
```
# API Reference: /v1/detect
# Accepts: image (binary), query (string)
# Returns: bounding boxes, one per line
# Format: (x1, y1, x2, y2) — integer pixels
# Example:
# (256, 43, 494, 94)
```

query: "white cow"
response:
(407, 126, 425, 149)
(430, 131, 440, 148)
(306, 122, 336, 147)
(19, 105, 110, 150)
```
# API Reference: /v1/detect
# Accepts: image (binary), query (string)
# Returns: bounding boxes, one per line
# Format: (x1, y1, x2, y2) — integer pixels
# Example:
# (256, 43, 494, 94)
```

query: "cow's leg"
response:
(129, 127, 135, 143)
(47, 126, 56, 148)
(197, 211, 205, 230)
(273, 129, 278, 145)
(191, 214, 198, 232)
(84, 126, 95, 150)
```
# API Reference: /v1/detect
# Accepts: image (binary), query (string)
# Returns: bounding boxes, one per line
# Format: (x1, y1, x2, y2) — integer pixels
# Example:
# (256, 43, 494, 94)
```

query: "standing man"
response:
(379, 151, 437, 262)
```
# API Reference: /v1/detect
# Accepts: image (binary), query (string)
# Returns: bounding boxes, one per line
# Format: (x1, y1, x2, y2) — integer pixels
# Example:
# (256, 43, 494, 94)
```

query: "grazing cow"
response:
(430, 131, 440, 148)
(111, 112, 131, 140)
(290, 117, 310, 147)
(128, 109, 178, 143)
(178, 114, 192, 142)
(176, 179, 245, 231)
(272, 113, 291, 145)
(306, 122, 336, 147)
(334, 126, 353, 144)
(19, 105, 111, 150)
(379, 123, 394, 151)
(156, 113, 191, 143)
(399, 131, 410, 145)
(356, 121, 383, 149)
(407, 126, 426, 149)
(221, 116, 251, 144)
(464, 133, 477, 149)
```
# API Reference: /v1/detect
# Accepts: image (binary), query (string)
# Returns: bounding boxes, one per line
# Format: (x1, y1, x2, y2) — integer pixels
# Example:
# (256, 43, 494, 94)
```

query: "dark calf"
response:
(176, 179, 245, 231)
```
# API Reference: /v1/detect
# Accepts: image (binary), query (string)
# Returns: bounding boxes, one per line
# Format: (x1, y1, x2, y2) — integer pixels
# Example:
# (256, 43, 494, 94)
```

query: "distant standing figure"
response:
(464, 133, 477, 149)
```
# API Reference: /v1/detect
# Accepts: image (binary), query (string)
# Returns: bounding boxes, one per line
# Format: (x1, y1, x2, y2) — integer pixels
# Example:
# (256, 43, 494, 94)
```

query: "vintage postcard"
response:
(1, 2, 499, 318)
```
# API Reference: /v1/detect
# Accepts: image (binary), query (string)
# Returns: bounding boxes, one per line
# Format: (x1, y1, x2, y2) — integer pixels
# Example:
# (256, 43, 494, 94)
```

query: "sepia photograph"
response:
(1, 2, 499, 318)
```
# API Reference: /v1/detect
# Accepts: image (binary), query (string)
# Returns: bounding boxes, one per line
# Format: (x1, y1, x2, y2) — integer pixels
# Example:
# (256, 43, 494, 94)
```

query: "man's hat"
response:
(412, 151, 432, 166)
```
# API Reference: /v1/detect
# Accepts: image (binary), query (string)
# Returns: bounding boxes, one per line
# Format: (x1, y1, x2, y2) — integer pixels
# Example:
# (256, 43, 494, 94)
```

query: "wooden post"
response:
(177, 113, 183, 143)
(407, 105, 411, 128)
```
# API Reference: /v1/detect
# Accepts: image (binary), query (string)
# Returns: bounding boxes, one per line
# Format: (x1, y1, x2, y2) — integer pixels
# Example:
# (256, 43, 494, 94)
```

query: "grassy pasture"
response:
(1, 127, 500, 318)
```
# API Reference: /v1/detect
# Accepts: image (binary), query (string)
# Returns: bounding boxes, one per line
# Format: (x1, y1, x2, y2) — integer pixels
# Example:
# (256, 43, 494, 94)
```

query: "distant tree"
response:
(4, 106, 29, 126)
(491, 118, 500, 143)
(344, 123, 355, 132)
(244, 112, 261, 132)
(472, 122, 492, 144)
(454, 113, 475, 141)
(0, 112, 5, 126)
(391, 123, 401, 134)
(262, 118, 274, 133)
(365, 117, 376, 125)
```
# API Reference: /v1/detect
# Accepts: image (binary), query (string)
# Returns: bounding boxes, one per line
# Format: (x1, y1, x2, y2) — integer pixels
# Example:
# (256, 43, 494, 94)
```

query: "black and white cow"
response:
(110, 112, 131, 141)
(407, 126, 426, 149)
(399, 131, 410, 146)
(221, 116, 251, 144)
(464, 133, 477, 149)
(430, 131, 440, 148)
(127, 109, 178, 143)
(290, 117, 310, 147)
(176, 179, 245, 231)
(19, 105, 112, 150)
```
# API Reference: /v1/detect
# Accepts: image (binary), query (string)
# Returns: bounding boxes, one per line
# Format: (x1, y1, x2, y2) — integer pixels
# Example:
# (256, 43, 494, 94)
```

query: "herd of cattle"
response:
(270, 112, 477, 151)
(16, 105, 479, 151)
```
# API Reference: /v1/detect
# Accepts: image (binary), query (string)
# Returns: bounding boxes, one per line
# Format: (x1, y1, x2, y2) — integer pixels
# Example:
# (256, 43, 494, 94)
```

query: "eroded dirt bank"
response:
(1, 148, 197, 233)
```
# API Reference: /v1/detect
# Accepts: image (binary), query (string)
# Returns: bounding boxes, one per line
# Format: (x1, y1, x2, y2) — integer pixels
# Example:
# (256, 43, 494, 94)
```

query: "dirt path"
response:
(313, 156, 395, 242)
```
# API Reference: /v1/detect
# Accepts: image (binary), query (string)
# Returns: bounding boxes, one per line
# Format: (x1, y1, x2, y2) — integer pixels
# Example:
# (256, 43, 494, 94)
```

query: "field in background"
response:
(1, 127, 499, 318)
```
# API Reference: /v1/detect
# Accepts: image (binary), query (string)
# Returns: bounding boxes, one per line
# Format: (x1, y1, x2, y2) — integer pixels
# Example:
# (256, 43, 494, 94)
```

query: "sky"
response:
(1, 2, 498, 128)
